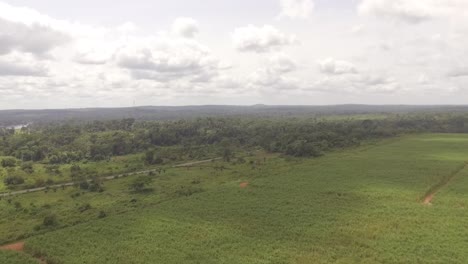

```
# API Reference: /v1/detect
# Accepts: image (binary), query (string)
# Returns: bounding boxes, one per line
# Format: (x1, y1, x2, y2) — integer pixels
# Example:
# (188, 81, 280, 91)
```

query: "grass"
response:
(2, 134, 468, 263)
(0, 250, 38, 264)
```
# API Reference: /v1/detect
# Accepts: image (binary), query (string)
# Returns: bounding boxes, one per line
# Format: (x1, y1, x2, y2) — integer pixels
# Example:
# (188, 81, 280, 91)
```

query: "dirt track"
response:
(0, 158, 220, 198)
(423, 162, 468, 205)
(173, 158, 221, 167)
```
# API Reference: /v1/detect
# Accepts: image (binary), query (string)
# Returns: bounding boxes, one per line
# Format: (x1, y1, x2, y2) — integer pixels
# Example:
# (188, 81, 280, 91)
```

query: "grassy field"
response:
(2, 134, 468, 263)
(0, 250, 38, 264)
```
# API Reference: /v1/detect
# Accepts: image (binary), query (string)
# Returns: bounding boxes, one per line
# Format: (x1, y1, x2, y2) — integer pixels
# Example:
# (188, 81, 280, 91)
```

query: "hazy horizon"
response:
(2, 104, 468, 112)
(1, 0, 467, 109)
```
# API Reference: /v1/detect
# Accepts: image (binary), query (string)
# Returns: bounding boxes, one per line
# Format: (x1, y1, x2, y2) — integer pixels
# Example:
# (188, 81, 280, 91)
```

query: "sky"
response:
(0, 0, 467, 109)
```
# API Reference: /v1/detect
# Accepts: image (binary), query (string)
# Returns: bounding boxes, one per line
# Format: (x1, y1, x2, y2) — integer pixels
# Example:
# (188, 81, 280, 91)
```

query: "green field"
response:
(0, 250, 38, 264)
(2, 134, 468, 263)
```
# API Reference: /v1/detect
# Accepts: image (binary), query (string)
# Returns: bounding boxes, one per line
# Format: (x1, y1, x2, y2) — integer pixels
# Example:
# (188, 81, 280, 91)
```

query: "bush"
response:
(20, 162, 34, 173)
(45, 165, 61, 175)
(70, 192, 81, 198)
(88, 176, 104, 192)
(98, 211, 107, 218)
(13, 201, 22, 210)
(1, 157, 16, 168)
(175, 186, 204, 197)
(79, 181, 89, 190)
(78, 203, 92, 213)
(4, 175, 25, 186)
(129, 175, 153, 193)
(34, 179, 45, 187)
(43, 213, 58, 227)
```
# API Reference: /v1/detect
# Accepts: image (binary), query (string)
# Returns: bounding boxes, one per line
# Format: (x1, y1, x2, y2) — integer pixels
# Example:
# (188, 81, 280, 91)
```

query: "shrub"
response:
(45, 179, 55, 185)
(98, 211, 107, 218)
(1, 157, 16, 168)
(78, 203, 92, 213)
(45, 165, 61, 175)
(129, 175, 153, 193)
(20, 162, 34, 173)
(79, 181, 90, 190)
(13, 201, 22, 210)
(4, 175, 25, 186)
(34, 179, 45, 187)
(175, 186, 204, 197)
(43, 213, 58, 227)
(88, 176, 104, 192)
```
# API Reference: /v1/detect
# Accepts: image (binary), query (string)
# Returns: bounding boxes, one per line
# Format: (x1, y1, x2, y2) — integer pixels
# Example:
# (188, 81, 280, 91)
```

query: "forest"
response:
(2, 114, 468, 163)
(1, 113, 468, 192)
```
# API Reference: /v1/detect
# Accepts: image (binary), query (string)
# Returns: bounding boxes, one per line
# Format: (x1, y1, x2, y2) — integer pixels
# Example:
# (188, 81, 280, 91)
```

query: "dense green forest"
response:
(1, 111, 468, 193)
(1, 113, 468, 171)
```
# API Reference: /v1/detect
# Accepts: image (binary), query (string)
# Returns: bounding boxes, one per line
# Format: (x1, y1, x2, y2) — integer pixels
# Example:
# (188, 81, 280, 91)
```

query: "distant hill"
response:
(1, 105, 468, 126)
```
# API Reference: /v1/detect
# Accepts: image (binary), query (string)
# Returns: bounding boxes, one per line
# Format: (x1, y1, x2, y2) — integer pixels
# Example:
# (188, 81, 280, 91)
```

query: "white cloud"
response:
(73, 50, 111, 65)
(171, 17, 199, 38)
(116, 37, 224, 83)
(358, 0, 468, 24)
(0, 18, 70, 56)
(0, 2, 106, 38)
(232, 25, 297, 53)
(278, 0, 314, 20)
(1, 0, 467, 107)
(0, 53, 48, 76)
(448, 67, 468, 78)
(318, 58, 358, 75)
(247, 53, 300, 91)
(269, 53, 297, 73)
(117, 22, 139, 34)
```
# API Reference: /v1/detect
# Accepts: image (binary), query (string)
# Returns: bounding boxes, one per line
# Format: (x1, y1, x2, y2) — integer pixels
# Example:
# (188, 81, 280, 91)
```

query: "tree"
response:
(45, 165, 61, 175)
(43, 213, 58, 227)
(21, 161, 34, 174)
(4, 175, 25, 186)
(129, 175, 153, 193)
(1, 157, 16, 168)
(88, 176, 104, 192)
(70, 164, 82, 180)
(220, 139, 234, 162)
(145, 149, 163, 165)
(145, 150, 155, 164)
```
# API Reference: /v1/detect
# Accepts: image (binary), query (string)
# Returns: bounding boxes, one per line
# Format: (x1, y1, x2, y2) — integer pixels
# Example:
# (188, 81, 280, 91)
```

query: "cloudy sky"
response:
(0, 0, 467, 109)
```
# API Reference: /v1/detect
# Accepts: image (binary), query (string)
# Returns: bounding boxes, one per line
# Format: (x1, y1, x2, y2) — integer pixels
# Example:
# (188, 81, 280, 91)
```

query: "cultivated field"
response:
(2, 134, 468, 263)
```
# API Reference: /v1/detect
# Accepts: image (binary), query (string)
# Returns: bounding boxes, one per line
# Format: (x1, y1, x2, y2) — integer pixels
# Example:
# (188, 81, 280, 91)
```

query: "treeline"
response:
(1, 114, 468, 164)
(3, 105, 468, 126)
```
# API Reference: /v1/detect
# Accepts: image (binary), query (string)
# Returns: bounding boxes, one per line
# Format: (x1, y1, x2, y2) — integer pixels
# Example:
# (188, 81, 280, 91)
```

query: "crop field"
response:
(2, 134, 468, 263)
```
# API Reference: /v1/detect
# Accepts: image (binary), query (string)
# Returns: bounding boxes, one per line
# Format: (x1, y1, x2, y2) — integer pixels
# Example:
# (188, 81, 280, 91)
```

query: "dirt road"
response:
(0, 158, 220, 198)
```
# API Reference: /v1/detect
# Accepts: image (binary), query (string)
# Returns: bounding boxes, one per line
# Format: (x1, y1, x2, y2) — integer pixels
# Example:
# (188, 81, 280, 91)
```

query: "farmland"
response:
(0, 133, 467, 263)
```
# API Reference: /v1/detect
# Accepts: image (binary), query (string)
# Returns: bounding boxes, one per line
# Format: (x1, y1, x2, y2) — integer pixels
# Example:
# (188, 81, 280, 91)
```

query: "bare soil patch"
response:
(239, 182, 249, 188)
(0, 242, 24, 251)
(423, 194, 434, 205)
(1, 242, 47, 264)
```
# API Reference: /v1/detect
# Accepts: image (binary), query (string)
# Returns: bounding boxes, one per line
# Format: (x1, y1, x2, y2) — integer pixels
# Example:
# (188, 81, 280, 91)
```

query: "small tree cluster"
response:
(129, 175, 153, 193)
